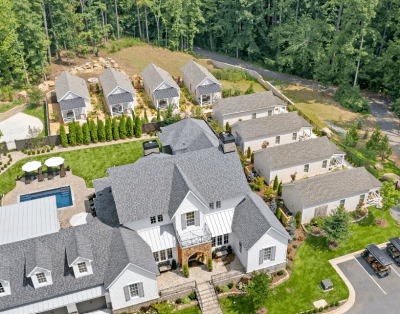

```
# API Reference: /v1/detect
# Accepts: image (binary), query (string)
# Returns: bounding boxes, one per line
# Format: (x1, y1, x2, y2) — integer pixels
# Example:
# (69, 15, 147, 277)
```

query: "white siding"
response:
(108, 264, 158, 310)
(124, 214, 172, 232)
(230, 232, 248, 270)
(281, 185, 303, 219)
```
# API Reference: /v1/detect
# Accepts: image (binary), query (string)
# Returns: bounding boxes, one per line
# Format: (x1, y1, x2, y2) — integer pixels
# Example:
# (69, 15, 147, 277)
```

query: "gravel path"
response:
(0, 112, 43, 143)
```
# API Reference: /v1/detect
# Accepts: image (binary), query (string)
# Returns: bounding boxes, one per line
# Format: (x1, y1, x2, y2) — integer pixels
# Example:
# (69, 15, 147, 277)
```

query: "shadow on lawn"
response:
(357, 211, 376, 227)
(221, 296, 255, 314)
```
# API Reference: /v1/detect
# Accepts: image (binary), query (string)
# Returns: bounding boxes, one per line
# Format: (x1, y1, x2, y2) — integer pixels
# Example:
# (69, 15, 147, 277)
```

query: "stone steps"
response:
(196, 282, 223, 314)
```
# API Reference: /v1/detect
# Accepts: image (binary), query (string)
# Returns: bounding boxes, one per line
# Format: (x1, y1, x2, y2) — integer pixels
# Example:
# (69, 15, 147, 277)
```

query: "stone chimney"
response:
(219, 132, 236, 153)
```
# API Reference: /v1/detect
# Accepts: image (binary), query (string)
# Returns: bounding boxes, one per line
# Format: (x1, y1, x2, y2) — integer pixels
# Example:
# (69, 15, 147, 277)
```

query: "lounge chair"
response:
(25, 173, 31, 185)
(38, 168, 44, 182)
(60, 164, 66, 178)
(48, 167, 54, 180)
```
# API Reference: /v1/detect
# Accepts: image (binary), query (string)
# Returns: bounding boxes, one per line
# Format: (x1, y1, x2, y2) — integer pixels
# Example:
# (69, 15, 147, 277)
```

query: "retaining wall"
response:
(0, 103, 30, 122)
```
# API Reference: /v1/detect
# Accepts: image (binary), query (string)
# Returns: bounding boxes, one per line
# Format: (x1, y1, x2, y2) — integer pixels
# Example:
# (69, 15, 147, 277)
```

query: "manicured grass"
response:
(0, 140, 150, 194)
(23, 103, 48, 136)
(0, 102, 21, 113)
(220, 80, 266, 94)
(220, 207, 400, 314)
(176, 306, 202, 314)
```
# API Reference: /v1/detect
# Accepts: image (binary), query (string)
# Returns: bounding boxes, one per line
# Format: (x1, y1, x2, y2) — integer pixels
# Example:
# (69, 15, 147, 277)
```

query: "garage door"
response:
(39, 307, 69, 314)
(76, 297, 107, 314)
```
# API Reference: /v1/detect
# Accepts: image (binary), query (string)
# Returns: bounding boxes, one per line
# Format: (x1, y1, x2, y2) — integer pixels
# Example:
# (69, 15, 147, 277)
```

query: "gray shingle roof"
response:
(141, 63, 179, 93)
(66, 230, 94, 266)
(234, 112, 312, 140)
(257, 136, 345, 169)
(214, 91, 286, 115)
(55, 71, 90, 102)
(181, 59, 220, 88)
(104, 228, 159, 288)
(93, 177, 120, 227)
(107, 146, 250, 223)
(0, 257, 10, 281)
(25, 240, 53, 275)
(232, 193, 291, 250)
(285, 167, 383, 208)
(158, 118, 219, 152)
(99, 68, 135, 97)
(59, 98, 86, 111)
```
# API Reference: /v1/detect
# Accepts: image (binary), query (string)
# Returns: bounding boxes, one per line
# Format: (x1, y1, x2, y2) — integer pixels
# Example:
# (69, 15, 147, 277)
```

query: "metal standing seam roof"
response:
(55, 71, 90, 102)
(181, 59, 221, 88)
(197, 83, 222, 95)
(98, 68, 135, 97)
(234, 111, 313, 140)
(59, 98, 86, 111)
(0, 196, 60, 245)
(258, 136, 345, 169)
(141, 63, 180, 94)
(205, 209, 234, 237)
(137, 224, 178, 252)
(107, 92, 134, 105)
(366, 244, 393, 266)
(390, 237, 400, 252)
(214, 91, 286, 115)
(285, 167, 383, 208)
(153, 87, 180, 100)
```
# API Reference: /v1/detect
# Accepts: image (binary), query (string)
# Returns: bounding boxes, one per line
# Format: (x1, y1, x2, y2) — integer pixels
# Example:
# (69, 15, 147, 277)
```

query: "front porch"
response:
(328, 155, 344, 172)
(299, 129, 313, 141)
(365, 190, 382, 207)
(199, 93, 220, 107)
(274, 106, 287, 114)
(62, 107, 87, 124)
(109, 102, 132, 118)
(156, 97, 178, 110)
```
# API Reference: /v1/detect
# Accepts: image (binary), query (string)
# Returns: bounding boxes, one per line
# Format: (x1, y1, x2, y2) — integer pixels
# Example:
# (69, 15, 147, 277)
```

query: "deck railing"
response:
(176, 223, 212, 249)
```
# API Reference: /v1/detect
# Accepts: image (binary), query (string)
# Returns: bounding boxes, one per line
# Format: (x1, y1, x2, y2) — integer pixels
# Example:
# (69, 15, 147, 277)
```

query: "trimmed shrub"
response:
(293, 245, 298, 249)
(105, 118, 112, 141)
(273, 175, 279, 190)
(226, 122, 231, 132)
(37, 150, 41, 154)
(41, 149, 45, 153)
(295, 211, 302, 228)
(9, 91, 13, 102)
(119, 115, 127, 139)
(112, 118, 120, 140)
(4, 164, 7, 168)
(82, 123, 91, 145)
(227, 282, 234, 289)
(247, 147, 251, 158)
(143, 110, 149, 123)
(28, 151, 32, 155)
(277, 270, 284, 275)
(222, 286, 229, 293)
(251, 152, 254, 164)
(60, 125, 68, 147)
(176, 298, 182, 304)
(227, 245, 232, 254)
(319, 307, 323, 312)
(75, 122, 83, 145)
(89, 119, 98, 143)
(67, 122, 76, 146)
(182, 297, 191, 304)
(135, 116, 142, 138)
(276, 208, 282, 220)
(46, 148, 50, 152)
(126, 116, 134, 138)
(156, 109, 160, 121)
(171, 259, 177, 270)
(97, 119, 106, 142)
(51, 144, 55, 150)
(277, 182, 282, 196)
(188, 292, 196, 300)
(208, 258, 213, 270)
(183, 264, 189, 277)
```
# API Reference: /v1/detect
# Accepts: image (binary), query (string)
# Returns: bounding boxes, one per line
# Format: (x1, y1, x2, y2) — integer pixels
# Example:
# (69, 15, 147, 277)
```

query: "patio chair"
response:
(158, 260, 172, 273)
(60, 164, 66, 178)
(38, 168, 44, 182)
(25, 173, 31, 185)
(48, 167, 54, 180)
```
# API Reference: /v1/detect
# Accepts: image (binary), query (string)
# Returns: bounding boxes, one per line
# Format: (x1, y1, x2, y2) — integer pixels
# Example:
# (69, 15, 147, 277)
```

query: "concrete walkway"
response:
(0, 112, 43, 146)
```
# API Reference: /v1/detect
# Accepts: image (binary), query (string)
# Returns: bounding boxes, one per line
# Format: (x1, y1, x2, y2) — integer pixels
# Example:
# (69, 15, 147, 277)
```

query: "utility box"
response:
(320, 279, 333, 291)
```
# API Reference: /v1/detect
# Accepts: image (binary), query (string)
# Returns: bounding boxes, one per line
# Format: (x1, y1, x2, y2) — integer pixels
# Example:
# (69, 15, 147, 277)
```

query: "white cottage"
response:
(282, 167, 382, 223)
(254, 136, 346, 185)
(141, 63, 180, 110)
(181, 60, 222, 106)
(231, 111, 313, 152)
(55, 71, 91, 123)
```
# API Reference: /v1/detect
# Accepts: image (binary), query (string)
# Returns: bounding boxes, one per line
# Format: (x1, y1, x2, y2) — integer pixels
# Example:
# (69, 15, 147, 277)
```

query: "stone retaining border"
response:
(0, 103, 30, 123)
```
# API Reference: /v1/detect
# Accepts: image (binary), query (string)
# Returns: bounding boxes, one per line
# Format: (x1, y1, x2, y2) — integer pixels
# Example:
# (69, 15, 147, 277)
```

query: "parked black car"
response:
(387, 237, 400, 266)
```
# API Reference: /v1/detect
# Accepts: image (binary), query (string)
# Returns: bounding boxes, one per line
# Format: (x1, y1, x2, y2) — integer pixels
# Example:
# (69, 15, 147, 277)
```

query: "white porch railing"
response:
(176, 223, 212, 249)
(365, 190, 382, 206)
(299, 133, 312, 141)
(328, 158, 343, 172)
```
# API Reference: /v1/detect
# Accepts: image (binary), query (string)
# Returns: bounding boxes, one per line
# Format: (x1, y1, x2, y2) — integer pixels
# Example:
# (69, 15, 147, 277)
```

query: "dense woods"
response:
(1, 0, 400, 99)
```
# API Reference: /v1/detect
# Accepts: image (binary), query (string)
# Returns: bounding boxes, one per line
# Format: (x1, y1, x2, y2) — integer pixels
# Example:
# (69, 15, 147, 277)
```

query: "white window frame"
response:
(0, 282, 5, 294)
(129, 283, 139, 298)
(153, 251, 159, 262)
(263, 247, 272, 261)
(304, 164, 309, 173)
(360, 194, 365, 203)
(36, 273, 47, 284)
(158, 215, 163, 222)
(340, 199, 345, 207)
(292, 133, 297, 141)
(217, 235, 222, 246)
(78, 262, 88, 273)
(216, 201, 221, 209)
(160, 250, 166, 261)
(167, 248, 173, 259)
(186, 211, 195, 227)
(209, 202, 214, 210)
(150, 216, 156, 224)
(322, 160, 328, 169)
(212, 237, 216, 247)
(224, 234, 229, 244)
(275, 136, 280, 144)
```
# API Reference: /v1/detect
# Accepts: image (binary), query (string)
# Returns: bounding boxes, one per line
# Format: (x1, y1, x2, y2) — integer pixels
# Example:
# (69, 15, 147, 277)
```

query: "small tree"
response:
(143, 110, 149, 123)
(245, 82, 255, 95)
(75, 122, 83, 145)
(112, 118, 120, 140)
(119, 115, 127, 139)
(89, 119, 98, 143)
(273, 175, 279, 190)
(269, 198, 277, 214)
(152, 301, 177, 314)
(348, 122, 359, 143)
(277, 182, 282, 196)
(380, 178, 400, 222)
(254, 177, 265, 190)
(97, 119, 106, 142)
(264, 186, 274, 201)
(366, 126, 392, 160)
(226, 122, 231, 132)
(377, 135, 392, 160)
(9, 91, 13, 102)
(276, 208, 282, 220)
(60, 124, 68, 147)
(105, 118, 112, 141)
(251, 152, 254, 164)
(247, 147, 251, 158)
(68, 122, 76, 146)
(28, 87, 44, 104)
(321, 206, 351, 247)
(295, 211, 302, 228)
(126, 116, 134, 138)
(289, 219, 296, 236)
(135, 116, 142, 138)
(246, 272, 271, 310)
(82, 123, 91, 145)
(156, 108, 160, 121)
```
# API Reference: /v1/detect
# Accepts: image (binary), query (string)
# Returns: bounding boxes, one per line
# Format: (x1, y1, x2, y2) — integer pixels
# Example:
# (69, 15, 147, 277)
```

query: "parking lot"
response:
(338, 246, 400, 313)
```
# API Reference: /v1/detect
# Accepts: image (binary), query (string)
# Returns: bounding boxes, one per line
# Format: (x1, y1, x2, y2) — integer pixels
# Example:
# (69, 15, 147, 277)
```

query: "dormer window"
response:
(209, 202, 214, 210)
(78, 262, 88, 273)
(216, 201, 221, 209)
(0, 283, 5, 293)
(150, 216, 156, 224)
(158, 215, 163, 222)
(36, 273, 47, 284)
(0, 281, 11, 297)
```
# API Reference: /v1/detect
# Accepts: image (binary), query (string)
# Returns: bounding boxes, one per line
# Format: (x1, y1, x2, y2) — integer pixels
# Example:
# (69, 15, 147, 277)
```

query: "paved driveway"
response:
(338, 247, 400, 313)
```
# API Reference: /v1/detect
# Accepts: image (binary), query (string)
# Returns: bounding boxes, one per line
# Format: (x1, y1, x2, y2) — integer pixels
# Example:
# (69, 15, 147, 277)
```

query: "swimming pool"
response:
(20, 186, 73, 208)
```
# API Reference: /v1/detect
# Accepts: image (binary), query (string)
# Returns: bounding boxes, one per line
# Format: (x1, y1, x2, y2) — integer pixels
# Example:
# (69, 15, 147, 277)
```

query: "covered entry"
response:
(76, 296, 107, 313)
(39, 307, 68, 314)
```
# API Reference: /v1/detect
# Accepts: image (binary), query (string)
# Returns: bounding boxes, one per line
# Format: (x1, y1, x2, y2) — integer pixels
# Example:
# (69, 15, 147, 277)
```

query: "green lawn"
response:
(23, 103, 48, 136)
(0, 140, 149, 194)
(0, 102, 21, 113)
(220, 207, 400, 314)
(220, 80, 266, 94)
(176, 306, 202, 314)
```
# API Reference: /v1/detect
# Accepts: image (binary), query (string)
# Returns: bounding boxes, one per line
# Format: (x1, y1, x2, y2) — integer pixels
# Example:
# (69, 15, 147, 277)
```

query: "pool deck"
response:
(4, 172, 94, 229)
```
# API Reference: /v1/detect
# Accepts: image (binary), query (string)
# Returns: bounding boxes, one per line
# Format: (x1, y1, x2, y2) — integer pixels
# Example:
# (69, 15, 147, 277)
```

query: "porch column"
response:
(105, 293, 112, 309)
(73, 109, 76, 121)
(66, 303, 78, 314)
(200, 95, 203, 107)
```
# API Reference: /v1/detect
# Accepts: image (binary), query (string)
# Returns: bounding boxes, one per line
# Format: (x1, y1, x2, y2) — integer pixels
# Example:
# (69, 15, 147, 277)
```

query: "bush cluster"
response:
(334, 84, 370, 114)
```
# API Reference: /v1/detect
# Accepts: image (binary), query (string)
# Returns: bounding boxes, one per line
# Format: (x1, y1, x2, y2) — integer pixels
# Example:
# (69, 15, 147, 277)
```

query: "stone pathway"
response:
(196, 282, 222, 314)
(0, 112, 43, 144)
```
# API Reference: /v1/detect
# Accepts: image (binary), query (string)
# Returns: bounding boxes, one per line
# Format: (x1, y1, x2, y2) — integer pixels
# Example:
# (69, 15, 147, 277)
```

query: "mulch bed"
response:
(375, 218, 388, 228)
(328, 240, 339, 250)
(285, 228, 306, 276)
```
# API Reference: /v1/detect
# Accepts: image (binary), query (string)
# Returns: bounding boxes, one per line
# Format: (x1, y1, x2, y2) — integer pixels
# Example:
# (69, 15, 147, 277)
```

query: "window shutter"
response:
(195, 211, 200, 226)
(271, 246, 276, 261)
(138, 282, 144, 298)
(124, 286, 131, 302)
(181, 214, 186, 230)
(259, 249, 264, 265)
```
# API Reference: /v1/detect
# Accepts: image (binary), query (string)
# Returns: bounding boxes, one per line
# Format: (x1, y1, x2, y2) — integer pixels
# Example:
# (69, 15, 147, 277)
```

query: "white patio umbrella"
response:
(44, 157, 65, 167)
(22, 161, 42, 172)
(69, 212, 94, 226)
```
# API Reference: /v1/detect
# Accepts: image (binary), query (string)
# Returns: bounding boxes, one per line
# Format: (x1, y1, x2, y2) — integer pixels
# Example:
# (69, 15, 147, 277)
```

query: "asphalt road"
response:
(338, 248, 400, 313)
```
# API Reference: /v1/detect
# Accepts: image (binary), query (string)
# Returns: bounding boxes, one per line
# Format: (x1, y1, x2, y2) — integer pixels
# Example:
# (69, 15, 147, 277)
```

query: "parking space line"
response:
(354, 258, 386, 295)
(390, 265, 400, 277)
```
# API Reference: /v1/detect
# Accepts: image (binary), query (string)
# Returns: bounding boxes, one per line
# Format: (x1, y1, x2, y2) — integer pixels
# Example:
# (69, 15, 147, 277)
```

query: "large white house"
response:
(99, 68, 136, 117)
(253, 136, 346, 185)
(231, 111, 313, 152)
(141, 63, 180, 110)
(181, 60, 222, 106)
(282, 167, 382, 223)
(212, 91, 287, 127)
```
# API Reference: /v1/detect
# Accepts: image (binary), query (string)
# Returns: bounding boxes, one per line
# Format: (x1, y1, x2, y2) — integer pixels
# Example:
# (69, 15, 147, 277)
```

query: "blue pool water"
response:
(20, 186, 73, 208)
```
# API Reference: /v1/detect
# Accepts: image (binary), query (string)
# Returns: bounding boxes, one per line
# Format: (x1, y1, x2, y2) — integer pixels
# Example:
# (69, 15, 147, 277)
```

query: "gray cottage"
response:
(99, 68, 136, 118)
(181, 60, 222, 106)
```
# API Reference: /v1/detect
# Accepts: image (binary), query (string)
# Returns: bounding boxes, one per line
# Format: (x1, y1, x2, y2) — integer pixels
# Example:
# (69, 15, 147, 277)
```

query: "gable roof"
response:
(214, 91, 286, 116)
(99, 68, 135, 97)
(158, 118, 219, 152)
(257, 136, 345, 169)
(0, 196, 60, 245)
(93, 177, 120, 227)
(25, 240, 53, 275)
(181, 59, 220, 88)
(141, 63, 179, 93)
(104, 228, 159, 288)
(232, 193, 290, 250)
(55, 71, 89, 101)
(66, 229, 94, 265)
(107, 146, 250, 223)
(284, 167, 383, 208)
(233, 112, 312, 140)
